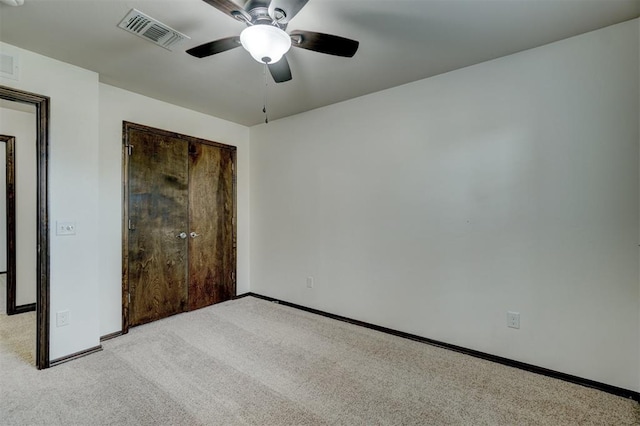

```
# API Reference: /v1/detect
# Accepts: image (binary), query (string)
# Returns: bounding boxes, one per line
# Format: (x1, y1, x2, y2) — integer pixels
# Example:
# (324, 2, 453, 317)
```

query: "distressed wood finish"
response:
(127, 129, 189, 326)
(1, 136, 16, 315)
(188, 143, 235, 309)
(122, 122, 237, 330)
(0, 86, 50, 369)
(122, 122, 130, 333)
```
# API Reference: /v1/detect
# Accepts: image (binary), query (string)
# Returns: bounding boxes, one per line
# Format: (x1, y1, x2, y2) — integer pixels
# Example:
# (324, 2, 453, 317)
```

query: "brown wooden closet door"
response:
(188, 142, 235, 310)
(128, 130, 189, 326)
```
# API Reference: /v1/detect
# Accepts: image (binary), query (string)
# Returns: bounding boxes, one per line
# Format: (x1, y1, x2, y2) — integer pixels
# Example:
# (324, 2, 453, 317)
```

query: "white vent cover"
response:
(118, 9, 190, 51)
(0, 52, 19, 81)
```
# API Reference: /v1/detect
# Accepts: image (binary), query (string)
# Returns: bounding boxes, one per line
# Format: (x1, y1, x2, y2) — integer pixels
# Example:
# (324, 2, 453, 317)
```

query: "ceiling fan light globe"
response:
(240, 25, 291, 64)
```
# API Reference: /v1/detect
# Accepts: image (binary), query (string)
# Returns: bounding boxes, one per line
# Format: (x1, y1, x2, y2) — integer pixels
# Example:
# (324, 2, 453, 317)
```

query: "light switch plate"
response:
(56, 221, 76, 236)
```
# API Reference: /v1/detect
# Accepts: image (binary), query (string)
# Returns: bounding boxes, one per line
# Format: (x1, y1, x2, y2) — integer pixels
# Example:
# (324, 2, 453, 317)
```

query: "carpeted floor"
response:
(0, 274, 36, 365)
(1, 291, 639, 425)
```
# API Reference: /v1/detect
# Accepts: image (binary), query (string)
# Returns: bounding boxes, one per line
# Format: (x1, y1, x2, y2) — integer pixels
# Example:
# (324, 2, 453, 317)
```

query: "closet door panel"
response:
(128, 130, 189, 326)
(188, 142, 235, 310)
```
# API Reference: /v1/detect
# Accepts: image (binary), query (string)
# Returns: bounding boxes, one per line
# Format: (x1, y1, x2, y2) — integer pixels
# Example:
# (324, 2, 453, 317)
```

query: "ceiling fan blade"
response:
(268, 56, 292, 83)
(201, 0, 250, 21)
(186, 37, 241, 58)
(289, 30, 359, 57)
(268, 0, 309, 24)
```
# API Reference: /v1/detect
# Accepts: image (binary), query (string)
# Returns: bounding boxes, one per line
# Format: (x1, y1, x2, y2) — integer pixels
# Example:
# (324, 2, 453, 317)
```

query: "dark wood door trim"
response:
(2, 135, 36, 316)
(122, 121, 237, 334)
(1, 135, 35, 317)
(0, 86, 50, 369)
(1, 135, 17, 315)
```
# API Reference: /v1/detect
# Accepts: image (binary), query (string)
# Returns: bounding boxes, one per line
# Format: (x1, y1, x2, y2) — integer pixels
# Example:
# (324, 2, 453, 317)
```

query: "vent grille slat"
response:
(118, 9, 190, 51)
(143, 24, 170, 42)
(130, 17, 150, 32)
(164, 33, 181, 47)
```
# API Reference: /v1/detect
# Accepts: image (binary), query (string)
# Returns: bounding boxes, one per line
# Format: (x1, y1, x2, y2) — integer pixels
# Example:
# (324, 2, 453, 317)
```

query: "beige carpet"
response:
(1, 294, 639, 425)
(0, 274, 36, 365)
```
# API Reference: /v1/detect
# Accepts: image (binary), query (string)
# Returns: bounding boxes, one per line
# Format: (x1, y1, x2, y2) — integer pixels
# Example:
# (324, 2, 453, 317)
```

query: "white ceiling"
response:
(1, 0, 638, 126)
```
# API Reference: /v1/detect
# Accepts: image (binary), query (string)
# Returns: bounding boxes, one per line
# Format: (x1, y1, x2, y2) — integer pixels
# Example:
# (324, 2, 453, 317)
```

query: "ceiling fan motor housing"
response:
(243, 0, 286, 27)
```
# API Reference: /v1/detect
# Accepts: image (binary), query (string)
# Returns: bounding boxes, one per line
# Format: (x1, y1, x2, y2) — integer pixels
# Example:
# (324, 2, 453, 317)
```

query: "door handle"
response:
(177, 232, 187, 239)
(190, 232, 200, 238)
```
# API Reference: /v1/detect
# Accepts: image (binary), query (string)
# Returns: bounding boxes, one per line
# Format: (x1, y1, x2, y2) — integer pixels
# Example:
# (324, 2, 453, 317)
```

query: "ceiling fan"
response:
(186, 0, 360, 83)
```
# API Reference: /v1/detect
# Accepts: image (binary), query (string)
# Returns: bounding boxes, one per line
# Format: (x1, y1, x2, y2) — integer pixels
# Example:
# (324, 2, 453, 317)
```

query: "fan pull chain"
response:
(263, 63, 269, 124)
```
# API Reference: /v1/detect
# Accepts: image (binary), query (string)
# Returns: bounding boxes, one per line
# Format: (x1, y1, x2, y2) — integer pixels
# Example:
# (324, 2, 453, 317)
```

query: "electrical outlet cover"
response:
(56, 310, 70, 327)
(507, 311, 520, 329)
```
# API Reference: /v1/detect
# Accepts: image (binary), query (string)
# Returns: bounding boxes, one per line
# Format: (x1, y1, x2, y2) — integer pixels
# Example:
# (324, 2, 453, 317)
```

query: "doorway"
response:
(122, 122, 236, 332)
(0, 86, 50, 369)
(1, 134, 20, 314)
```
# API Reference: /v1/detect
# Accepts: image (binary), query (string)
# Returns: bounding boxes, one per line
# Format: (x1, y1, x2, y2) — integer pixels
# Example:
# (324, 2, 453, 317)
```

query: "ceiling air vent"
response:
(118, 9, 190, 51)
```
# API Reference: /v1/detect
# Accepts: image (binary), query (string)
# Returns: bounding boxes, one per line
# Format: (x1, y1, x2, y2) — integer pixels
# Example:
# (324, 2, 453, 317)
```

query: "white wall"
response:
(250, 20, 640, 391)
(98, 83, 250, 336)
(0, 43, 251, 354)
(0, 106, 37, 306)
(0, 42, 101, 360)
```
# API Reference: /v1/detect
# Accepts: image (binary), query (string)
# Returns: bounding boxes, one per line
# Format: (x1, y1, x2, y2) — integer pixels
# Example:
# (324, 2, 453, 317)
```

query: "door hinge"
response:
(128, 219, 134, 230)
(231, 271, 235, 283)
(128, 292, 131, 303)
(126, 144, 134, 156)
